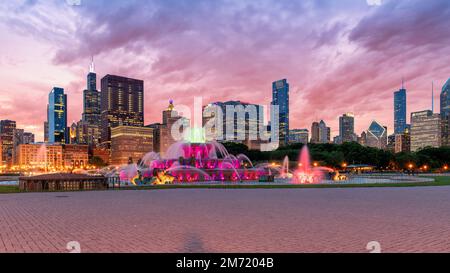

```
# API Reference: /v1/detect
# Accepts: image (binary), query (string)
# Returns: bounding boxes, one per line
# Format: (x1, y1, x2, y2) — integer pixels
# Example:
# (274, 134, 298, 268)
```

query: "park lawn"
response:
(1, 176, 450, 194)
(0, 186, 20, 194)
(115, 176, 450, 191)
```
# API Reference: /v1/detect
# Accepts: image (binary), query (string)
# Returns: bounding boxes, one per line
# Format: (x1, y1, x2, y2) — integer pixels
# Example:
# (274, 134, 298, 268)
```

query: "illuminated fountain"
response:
(118, 129, 268, 185)
(117, 125, 341, 185)
(292, 145, 336, 184)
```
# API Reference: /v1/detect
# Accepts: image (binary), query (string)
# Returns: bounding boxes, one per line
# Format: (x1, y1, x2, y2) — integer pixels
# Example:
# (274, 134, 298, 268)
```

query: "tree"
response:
(89, 156, 107, 167)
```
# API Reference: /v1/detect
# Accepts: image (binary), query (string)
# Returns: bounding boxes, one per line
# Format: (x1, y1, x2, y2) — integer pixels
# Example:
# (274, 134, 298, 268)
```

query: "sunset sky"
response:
(1, 0, 450, 141)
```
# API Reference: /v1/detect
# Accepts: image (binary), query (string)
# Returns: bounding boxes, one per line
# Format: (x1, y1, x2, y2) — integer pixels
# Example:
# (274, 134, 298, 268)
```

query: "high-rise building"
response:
(394, 86, 407, 134)
(44, 121, 49, 142)
(289, 129, 309, 144)
(387, 134, 396, 152)
(395, 127, 411, 153)
(145, 123, 162, 153)
(310, 122, 320, 143)
(318, 120, 330, 144)
(441, 78, 450, 146)
(47, 87, 67, 143)
(100, 75, 144, 148)
(311, 121, 330, 144)
(410, 110, 441, 152)
(23, 132, 35, 144)
(110, 126, 154, 165)
(82, 59, 101, 146)
(339, 113, 356, 143)
(69, 122, 78, 144)
(271, 79, 289, 146)
(158, 101, 189, 154)
(203, 101, 265, 143)
(366, 121, 388, 149)
(0, 120, 16, 166)
(13, 129, 34, 165)
(358, 131, 367, 146)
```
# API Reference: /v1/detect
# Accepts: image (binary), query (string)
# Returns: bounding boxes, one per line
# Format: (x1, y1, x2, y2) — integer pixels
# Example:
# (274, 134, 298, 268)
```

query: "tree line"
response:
(222, 142, 450, 170)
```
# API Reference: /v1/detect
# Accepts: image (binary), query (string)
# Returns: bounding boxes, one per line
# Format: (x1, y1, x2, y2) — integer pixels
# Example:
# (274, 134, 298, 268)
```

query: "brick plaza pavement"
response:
(1, 187, 450, 253)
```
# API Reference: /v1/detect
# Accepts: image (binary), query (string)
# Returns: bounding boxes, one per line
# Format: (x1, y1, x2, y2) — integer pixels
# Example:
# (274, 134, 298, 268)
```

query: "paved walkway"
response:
(1, 187, 450, 253)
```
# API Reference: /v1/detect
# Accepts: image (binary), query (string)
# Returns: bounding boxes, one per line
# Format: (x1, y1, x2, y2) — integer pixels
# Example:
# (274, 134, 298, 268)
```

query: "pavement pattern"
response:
(1, 187, 450, 253)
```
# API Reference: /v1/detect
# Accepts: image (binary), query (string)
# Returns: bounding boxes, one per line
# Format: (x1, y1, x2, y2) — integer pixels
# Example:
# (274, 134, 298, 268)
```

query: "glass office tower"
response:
(47, 87, 67, 143)
(441, 78, 450, 146)
(394, 88, 407, 135)
(271, 79, 290, 146)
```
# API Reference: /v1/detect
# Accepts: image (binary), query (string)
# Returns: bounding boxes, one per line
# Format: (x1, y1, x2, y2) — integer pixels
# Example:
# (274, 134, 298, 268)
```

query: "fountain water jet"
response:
(292, 145, 325, 184)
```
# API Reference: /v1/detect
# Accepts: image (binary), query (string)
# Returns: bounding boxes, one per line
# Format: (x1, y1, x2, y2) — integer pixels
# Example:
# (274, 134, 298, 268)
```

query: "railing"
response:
(108, 176, 121, 189)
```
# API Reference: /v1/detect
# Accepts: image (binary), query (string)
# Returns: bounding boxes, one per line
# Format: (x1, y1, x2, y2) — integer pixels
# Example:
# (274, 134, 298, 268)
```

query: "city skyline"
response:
(1, 0, 450, 141)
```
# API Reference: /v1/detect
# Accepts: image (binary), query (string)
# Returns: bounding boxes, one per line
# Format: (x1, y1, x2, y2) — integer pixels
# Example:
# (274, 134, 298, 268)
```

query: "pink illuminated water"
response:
(293, 145, 323, 184)
(119, 141, 266, 183)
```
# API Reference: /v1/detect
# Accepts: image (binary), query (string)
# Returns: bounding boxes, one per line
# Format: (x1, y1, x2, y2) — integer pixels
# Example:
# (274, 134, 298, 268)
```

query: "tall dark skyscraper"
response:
(100, 75, 144, 148)
(271, 79, 289, 146)
(441, 78, 450, 146)
(0, 120, 16, 166)
(81, 59, 101, 146)
(339, 113, 355, 143)
(394, 85, 407, 135)
(47, 87, 67, 143)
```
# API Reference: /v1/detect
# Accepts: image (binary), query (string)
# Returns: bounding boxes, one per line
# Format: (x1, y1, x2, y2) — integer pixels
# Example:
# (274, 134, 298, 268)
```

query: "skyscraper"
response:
(47, 87, 67, 143)
(271, 79, 289, 146)
(311, 120, 330, 144)
(441, 78, 450, 146)
(339, 113, 355, 143)
(158, 100, 189, 155)
(410, 110, 441, 152)
(366, 121, 388, 149)
(110, 126, 154, 165)
(81, 59, 101, 146)
(395, 128, 411, 153)
(0, 120, 16, 166)
(203, 100, 265, 143)
(310, 122, 320, 143)
(394, 86, 407, 134)
(100, 75, 144, 149)
(318, 120, 330, 144)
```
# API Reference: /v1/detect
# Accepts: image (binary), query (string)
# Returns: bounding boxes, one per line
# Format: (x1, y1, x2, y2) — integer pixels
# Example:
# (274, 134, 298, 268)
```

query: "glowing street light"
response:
(444, 165, 449, 171)
(342, 163, 348, 168)
(408, 163, 414, 170)
(313, 162, 319, 167)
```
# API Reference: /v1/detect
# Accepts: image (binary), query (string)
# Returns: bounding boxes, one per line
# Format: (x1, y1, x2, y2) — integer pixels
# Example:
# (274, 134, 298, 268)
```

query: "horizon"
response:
(1, 0, 449, 141)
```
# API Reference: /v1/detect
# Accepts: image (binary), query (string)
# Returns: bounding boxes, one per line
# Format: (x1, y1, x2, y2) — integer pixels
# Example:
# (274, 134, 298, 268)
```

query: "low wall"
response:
(19, 174, 108, 192)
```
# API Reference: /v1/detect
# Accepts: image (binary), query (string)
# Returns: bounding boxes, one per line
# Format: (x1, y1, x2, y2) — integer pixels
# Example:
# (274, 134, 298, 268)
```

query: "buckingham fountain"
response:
(115, 128, 340, 186)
